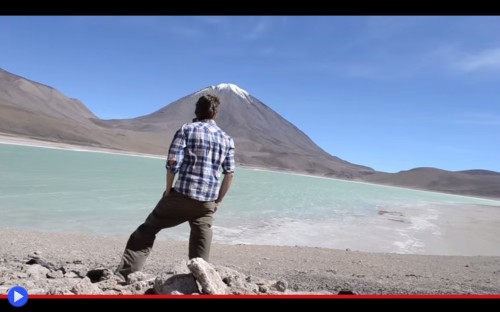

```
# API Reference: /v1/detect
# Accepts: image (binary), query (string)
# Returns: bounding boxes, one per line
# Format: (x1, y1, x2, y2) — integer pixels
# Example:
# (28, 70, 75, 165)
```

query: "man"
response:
(116, 94, 235, 280)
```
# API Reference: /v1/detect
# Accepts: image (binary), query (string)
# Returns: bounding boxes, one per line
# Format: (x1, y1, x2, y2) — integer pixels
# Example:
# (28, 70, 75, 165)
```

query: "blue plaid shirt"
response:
(166, 119, 235, 201)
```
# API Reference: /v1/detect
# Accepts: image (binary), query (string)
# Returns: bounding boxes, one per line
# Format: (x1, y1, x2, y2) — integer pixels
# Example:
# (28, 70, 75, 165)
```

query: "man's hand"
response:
(165, 171, 176, 197)
(215, 172, 234, 207)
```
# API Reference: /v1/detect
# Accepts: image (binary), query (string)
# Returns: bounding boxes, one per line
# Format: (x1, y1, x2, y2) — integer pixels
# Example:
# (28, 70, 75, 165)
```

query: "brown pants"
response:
(116, 189, 216, 279)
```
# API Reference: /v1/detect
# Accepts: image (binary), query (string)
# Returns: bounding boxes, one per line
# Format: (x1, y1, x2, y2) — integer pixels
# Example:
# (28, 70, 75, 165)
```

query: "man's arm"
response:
(164, 127, 186, 196)
(216, 137, 235, 208)
(215, 172, 234, 206)
(164, 166, 176, 196)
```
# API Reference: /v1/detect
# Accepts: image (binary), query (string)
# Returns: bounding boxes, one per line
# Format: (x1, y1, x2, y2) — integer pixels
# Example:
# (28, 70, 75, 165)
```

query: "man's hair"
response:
(194, 94, 220, 121)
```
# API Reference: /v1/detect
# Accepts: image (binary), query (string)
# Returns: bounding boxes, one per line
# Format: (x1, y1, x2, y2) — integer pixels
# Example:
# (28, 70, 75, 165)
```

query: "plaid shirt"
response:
(166, 119, 235, 201)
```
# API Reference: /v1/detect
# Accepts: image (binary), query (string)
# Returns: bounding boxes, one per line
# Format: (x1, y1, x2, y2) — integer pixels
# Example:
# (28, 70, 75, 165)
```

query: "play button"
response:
(8, 286, 28, 307)
(14, 291, 23, 302)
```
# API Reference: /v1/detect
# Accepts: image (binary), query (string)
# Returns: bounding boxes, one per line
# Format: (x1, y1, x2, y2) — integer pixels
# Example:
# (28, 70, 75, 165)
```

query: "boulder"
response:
(187, 258, 227, 294)
(154, 273, 199, 295)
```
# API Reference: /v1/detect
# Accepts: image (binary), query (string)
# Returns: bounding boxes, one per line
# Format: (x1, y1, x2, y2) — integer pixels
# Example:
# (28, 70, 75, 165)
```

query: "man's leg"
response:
(188, 201, 216, 261)
(116, 191, 187, 279)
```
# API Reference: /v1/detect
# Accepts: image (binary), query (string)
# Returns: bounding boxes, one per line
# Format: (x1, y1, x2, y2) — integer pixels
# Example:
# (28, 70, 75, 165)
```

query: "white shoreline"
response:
(0, 134, 165, 160)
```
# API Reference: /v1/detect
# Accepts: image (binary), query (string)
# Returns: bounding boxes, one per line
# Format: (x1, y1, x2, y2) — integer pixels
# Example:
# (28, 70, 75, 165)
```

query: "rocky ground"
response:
(0, 254, 288, 295)
(1, 228, 500, 295)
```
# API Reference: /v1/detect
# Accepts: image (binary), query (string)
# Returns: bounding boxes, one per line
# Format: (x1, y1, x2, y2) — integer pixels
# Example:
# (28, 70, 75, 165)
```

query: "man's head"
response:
(195, 94, 220, 121)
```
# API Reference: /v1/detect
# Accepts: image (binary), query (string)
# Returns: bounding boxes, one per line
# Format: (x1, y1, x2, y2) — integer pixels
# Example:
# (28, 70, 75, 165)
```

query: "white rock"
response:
(187, 258, 227, 294)
(26, 264, 50, 279)
(71, 277, 103, 294)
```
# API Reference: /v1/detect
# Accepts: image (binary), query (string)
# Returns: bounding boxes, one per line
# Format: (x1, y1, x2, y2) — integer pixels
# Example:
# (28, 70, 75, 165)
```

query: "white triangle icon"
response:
(14, 291, 23, 302)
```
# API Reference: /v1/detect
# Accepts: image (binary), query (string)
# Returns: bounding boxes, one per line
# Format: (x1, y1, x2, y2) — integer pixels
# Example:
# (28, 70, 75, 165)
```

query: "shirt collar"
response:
(199, 119, 216, 126)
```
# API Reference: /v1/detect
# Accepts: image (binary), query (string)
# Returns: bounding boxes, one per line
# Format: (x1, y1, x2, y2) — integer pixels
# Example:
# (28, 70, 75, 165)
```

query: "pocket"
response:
(202, 201, 217, 213)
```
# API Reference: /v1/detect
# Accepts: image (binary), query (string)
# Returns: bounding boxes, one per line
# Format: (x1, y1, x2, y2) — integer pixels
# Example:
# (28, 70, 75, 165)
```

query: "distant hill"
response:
(363, 167, 500, 199)
(1, 68, 499, 199)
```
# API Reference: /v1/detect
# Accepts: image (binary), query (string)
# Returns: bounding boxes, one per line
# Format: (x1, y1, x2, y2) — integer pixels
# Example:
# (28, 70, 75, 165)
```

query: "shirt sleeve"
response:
(222, 137, 235, 174)
(166, 126, 186, 173)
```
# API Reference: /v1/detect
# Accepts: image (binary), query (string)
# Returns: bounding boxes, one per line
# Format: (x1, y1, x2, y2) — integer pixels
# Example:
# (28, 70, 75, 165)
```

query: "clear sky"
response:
(1, 16, 499, 173)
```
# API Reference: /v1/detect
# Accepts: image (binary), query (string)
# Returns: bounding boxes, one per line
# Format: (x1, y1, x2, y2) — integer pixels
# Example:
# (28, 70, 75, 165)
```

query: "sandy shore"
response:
(1, 227, 499, 295)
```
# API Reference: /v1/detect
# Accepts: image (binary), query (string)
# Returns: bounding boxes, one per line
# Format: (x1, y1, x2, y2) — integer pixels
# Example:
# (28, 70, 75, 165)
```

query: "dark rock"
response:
(25, 258, 56, 271)
(86, 268, 113, 283)
(273, 280, 288, 292)
(258, 285, 268, 293)
(338, 289, 357, 295)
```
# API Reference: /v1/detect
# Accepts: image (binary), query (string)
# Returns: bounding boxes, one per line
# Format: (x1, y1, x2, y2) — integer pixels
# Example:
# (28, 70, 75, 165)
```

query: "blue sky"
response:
(1, 16, 500, 173)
